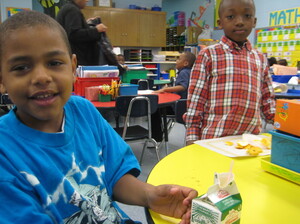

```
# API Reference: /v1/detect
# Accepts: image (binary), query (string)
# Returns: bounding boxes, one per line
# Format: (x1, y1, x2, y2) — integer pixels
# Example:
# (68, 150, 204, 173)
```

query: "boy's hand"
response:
(147, 184, 198, 223)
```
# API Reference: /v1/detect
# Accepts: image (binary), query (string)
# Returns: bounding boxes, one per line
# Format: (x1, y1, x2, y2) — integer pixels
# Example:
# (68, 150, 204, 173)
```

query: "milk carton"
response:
(191, 172, 242, 224)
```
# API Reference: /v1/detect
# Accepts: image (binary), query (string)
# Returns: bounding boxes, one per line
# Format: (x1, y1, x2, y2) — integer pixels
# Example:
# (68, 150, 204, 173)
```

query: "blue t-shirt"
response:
(175, 67, 192, 99)
(0, 96, 141, 224)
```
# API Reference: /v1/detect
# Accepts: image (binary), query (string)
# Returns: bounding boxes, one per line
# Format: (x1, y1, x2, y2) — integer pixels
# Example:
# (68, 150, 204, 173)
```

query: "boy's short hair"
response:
(0, 10, 72, 61)
(183, 51, 196, 68)
(218, 0, 256, 17)
(277, 59, 288, 66)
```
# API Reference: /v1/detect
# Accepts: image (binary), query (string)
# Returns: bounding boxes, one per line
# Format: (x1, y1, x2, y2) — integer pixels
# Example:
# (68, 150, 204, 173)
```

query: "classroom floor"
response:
(116, 121, 187, 224)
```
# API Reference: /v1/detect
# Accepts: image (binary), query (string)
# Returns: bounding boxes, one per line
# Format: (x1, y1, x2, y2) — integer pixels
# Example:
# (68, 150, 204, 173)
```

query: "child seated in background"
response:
(0, 10, 197, 223)
(155, 51, 196, 99)
(116, 54, 128, 76)
(277, 59, 288, 66)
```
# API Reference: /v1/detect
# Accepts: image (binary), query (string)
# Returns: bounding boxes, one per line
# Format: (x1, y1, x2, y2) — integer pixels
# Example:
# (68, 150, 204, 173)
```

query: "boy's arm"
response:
(156, 85, 185, 93)
(113, 174, 198, 222)
(185, 52, 210, 142)
(261, 65, 276, 123)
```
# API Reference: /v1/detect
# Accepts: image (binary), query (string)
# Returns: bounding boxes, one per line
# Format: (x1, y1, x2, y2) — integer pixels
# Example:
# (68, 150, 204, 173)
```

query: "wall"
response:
(0, 0, 32, 22)
(114, 0, 162, 10)
(162, 0, 300, 44)
(2, 0, 162, 21)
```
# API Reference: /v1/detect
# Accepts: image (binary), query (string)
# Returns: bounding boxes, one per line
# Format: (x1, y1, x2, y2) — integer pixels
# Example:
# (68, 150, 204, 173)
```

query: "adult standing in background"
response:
(56, 0, 107, 66)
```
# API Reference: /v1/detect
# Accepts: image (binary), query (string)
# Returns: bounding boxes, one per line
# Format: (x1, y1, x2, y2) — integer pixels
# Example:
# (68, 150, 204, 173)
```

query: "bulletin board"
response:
(255, 25, 300, 67)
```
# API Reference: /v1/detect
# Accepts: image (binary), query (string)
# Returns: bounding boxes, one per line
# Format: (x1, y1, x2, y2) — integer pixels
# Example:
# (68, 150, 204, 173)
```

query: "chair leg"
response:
(167, 118, 175, 134)
(139, 139, 160, 165)
(140, 140, 148, 165)
(149, 138, 160, 162)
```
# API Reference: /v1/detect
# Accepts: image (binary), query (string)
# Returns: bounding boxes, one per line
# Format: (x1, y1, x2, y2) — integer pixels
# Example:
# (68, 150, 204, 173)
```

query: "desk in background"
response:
(153, 80, 170, 86)
(147, 144, 300, 224)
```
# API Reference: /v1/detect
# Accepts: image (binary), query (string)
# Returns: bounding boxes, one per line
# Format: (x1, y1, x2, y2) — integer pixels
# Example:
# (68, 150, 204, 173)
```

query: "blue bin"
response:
(119, 84, 138, 96)
(272, 75, 300, 83)
(270, 130, 300, 173)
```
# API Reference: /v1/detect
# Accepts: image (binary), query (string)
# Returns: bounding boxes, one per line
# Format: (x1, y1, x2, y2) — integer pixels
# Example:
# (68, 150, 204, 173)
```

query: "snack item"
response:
(225, 141, 234, 146)
(246, 146, 263, 156)
(235, 141, 249, 149)
(223, 134, 271, 156)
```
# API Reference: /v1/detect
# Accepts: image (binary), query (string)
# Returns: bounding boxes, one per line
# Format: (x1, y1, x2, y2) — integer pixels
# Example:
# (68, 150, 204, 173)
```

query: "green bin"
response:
(122, 70, 148, 83)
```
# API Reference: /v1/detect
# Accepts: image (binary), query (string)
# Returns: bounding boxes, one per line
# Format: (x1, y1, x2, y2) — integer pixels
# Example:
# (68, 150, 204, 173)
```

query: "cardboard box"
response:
(85, 86, 101, 101)
(274, 99, 300, 137)
(270, 130, 300, 173)
(191, 172, 242, 224)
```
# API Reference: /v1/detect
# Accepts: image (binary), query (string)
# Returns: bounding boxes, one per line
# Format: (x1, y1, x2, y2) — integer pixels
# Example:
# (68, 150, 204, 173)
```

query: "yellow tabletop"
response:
(146, 144, 300, 224)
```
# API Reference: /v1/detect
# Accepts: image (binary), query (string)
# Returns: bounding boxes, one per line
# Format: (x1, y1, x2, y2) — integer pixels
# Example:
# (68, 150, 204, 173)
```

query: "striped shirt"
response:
(185, 36, 275, 141)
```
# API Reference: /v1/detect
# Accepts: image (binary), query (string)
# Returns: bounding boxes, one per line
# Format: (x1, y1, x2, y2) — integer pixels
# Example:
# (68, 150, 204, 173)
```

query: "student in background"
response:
(117, 54, 126, 65)
(184, 0, 275, 145)
(268, 57, 277, 66)
(0, 11, 198, 223)
(155, 51, 196, 99)
(277, 59, 288, 66)
(268, 57, 277, 75)
(116, 54, 128, 76)
(56, 0, 107, 65)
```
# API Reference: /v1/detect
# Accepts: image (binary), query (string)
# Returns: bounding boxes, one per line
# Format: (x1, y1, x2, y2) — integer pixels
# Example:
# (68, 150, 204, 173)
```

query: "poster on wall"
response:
(6, 7, 30, 17)
(269, 7, 300, 26)
(214, 0, 221, 29)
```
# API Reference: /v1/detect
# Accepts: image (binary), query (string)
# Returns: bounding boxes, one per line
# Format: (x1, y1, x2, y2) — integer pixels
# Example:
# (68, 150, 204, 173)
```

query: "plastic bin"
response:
(122, 70, 148, 83)
(77, 66, 119, 78)
(161, 73, 169, 79)
(270, 130, 300, 173)
(119, 84, 138, 96)
(272, 74, 300, 83)
(74, 77, 119, 97)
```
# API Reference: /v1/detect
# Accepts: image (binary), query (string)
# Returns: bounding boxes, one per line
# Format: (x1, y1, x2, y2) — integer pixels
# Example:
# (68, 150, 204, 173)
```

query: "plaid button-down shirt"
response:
(185, 36, 275, 141)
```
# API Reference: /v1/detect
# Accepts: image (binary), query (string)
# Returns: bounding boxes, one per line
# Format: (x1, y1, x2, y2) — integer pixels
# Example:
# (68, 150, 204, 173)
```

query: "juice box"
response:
(191, 172, 242, 224)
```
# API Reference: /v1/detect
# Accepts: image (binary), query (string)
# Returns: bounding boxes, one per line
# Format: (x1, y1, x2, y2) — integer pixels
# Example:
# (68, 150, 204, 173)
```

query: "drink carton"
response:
(191, 172, 242, 224)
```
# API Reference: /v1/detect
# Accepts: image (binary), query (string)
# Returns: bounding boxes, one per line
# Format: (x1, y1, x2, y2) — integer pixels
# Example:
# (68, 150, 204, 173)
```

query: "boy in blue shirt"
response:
(0, 11, 197, 223)
(155, 51, 196, 99)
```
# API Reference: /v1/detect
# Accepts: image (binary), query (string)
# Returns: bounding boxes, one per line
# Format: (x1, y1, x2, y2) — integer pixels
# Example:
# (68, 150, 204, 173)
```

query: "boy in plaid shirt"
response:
(185, 0, 275, 145)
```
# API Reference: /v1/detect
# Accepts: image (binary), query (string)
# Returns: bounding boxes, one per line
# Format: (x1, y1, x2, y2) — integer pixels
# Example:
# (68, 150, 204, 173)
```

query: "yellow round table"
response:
(146, 144, 300, 224)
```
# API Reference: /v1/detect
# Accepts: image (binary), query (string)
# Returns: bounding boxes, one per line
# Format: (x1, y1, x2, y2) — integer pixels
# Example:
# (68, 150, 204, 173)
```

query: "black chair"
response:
(0, 93, 14, 113)
(166, 99, 187, 134)
(114, 95, 159, 164)
(175, 99, 187, 125)
(130, 79, 154, 90)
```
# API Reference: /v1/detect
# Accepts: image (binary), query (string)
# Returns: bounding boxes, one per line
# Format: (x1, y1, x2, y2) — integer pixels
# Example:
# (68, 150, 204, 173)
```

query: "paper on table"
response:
(194, 134, 271, 157)
(138, 90, 154, 94)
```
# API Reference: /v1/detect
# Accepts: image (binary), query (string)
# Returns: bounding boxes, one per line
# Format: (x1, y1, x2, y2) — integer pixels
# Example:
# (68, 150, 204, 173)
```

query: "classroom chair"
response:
(114, 95, 159, 164)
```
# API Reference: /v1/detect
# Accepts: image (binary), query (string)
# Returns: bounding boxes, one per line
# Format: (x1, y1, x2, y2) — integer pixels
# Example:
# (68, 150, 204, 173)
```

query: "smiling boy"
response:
(0, 11, 197, 223)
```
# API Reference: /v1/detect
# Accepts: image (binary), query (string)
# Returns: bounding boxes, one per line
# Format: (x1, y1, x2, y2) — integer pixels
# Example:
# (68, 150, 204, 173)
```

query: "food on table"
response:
(235, 141, 249, 149)
(225, 141, 234, 146)
(223, 134, 272, 156)
(246, 146, 263, 156)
